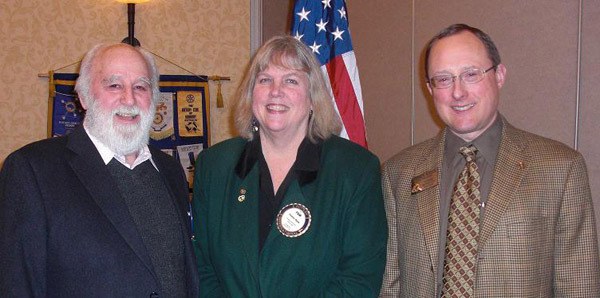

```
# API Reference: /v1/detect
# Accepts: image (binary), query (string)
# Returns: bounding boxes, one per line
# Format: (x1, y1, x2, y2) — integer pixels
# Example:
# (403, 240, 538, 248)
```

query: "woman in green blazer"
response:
(192, 35, 387, 297)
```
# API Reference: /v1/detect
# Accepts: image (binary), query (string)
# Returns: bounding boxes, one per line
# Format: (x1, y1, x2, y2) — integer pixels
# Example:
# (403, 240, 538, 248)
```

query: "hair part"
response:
(424, 23, 502, 79)
(234, 35, 341, 143)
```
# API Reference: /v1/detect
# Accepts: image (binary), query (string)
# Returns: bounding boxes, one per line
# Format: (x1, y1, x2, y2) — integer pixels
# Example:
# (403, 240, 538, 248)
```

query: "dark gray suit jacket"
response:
(0, 126, 199, 297)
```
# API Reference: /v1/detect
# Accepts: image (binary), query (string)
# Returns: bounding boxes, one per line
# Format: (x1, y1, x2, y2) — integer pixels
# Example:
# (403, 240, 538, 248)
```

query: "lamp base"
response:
(121, 36, 141, 47)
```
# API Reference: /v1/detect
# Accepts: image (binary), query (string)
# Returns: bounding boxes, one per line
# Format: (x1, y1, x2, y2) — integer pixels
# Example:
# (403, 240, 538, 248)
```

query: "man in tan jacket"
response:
(380, 23, 600, 297)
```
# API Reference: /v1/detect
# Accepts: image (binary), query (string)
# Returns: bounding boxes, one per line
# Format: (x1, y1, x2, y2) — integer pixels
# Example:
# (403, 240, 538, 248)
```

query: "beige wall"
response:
(0, 0, 249, 163)
(263, 1, 600, 245)
(262, 0, 293, 41)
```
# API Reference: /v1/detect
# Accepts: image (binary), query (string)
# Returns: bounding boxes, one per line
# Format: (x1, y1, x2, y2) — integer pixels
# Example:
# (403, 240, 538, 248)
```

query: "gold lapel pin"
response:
(238, 188, 246, 202)
(411, 183, 423, 194)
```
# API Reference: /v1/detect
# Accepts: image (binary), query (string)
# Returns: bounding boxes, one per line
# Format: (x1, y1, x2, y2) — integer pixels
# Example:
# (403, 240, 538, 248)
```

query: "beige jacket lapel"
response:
(415, 131, 446, 271)
(479, 119, 528, 247)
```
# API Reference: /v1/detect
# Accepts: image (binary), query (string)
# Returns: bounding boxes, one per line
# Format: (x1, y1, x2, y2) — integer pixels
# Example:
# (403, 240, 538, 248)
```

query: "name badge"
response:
(276, 203, 311, 238)
(411, 169, 439, 194)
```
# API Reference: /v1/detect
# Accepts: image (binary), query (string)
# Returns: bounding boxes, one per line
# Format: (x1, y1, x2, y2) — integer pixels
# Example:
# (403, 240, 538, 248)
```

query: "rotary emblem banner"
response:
(48, 72, 84, 137)
(176, 90, 204, 137)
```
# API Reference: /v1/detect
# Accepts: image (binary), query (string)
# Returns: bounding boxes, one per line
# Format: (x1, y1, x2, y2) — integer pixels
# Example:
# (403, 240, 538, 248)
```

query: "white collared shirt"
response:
(84, 127, 158, 171)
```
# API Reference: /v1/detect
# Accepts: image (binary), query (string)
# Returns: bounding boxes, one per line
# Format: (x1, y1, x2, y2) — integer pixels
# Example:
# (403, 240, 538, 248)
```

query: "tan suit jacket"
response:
(380, 118, 600, 297)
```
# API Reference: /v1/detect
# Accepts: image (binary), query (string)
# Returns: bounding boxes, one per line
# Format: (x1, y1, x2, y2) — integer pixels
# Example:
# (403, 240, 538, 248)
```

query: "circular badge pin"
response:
(276, 203, 311, 238)
(237, 188, 247, 202)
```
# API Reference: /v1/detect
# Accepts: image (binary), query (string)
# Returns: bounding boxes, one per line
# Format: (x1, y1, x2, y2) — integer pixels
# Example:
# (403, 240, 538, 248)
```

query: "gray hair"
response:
(74, 43, 160, 107)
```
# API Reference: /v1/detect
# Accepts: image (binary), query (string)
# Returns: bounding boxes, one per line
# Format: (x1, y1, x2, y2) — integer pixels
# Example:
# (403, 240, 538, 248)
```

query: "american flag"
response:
(291, 0, 367, 148)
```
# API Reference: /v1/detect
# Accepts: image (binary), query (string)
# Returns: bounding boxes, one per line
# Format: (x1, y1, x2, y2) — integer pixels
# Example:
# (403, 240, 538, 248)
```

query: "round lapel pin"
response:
(238, 188, 246, 202)
(276, 203, 311, 238)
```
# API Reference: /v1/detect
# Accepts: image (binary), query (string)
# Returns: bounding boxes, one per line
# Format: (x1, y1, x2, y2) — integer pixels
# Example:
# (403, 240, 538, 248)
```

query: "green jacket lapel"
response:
(263, 179, 310, 248)
(232, 164, 261, 284)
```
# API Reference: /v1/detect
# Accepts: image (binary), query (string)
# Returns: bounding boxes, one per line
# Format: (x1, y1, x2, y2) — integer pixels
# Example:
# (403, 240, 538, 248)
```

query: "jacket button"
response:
(150, 291, 158, 297)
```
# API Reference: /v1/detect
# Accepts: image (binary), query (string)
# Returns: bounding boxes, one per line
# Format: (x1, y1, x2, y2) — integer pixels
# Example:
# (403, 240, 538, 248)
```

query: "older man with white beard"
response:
(0, 43, 199, 297)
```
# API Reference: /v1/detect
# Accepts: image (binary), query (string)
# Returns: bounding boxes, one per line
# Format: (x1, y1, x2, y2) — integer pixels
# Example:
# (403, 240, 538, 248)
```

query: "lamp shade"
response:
(116, 0, 149, 3)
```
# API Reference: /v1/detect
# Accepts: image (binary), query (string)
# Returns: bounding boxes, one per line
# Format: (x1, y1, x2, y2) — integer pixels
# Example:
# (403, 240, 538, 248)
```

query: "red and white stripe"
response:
(322, 50, 367, 148)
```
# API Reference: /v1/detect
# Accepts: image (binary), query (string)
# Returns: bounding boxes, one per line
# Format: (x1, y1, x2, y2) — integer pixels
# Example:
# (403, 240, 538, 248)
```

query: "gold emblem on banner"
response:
(151, 92, 175, 140)
(177, 90, 203, 137)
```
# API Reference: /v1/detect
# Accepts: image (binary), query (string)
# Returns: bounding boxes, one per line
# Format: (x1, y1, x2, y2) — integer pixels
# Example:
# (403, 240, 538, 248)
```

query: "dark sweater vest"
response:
(107, 159, 186, 297)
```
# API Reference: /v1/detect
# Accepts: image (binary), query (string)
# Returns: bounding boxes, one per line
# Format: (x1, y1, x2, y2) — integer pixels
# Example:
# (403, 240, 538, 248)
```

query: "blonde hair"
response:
(234, 35, 341, 142)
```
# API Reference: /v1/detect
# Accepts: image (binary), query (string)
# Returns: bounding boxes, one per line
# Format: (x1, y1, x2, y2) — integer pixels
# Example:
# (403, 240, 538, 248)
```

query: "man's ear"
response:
(495, 64, 507, 89)
(78, 92, 88, 110)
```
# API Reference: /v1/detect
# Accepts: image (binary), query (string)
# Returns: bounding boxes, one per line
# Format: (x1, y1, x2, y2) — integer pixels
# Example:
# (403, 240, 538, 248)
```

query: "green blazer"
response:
(192, 135, 387, 297)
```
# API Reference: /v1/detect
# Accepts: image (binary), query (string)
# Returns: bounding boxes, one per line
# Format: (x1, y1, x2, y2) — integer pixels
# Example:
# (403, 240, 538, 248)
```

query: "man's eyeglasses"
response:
(428, 65, 497, 89)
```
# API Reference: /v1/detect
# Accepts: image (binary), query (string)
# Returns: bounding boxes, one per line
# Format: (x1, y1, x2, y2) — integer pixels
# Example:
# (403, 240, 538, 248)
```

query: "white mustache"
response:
(112, 106, 141, 117)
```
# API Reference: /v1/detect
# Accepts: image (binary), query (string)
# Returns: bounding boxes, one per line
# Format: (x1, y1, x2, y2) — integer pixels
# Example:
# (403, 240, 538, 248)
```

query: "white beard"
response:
(83, 97, 155, 155)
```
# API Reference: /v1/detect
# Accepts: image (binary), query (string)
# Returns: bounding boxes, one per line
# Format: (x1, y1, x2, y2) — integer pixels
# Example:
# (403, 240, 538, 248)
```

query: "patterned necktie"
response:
(442, 145, 480, 298)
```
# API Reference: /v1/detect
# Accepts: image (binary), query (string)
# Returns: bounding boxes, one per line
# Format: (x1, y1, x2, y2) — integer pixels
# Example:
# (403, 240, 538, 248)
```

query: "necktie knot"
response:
(459, 145, 478, 162)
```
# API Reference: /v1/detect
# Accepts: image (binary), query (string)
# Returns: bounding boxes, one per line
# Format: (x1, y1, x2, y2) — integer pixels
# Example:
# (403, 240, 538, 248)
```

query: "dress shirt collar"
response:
(84, 126, 158, 170)
(445, 113, 503, 165)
